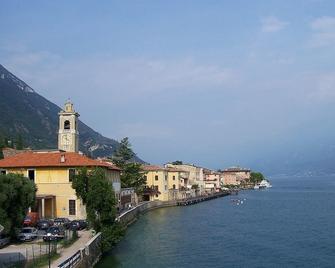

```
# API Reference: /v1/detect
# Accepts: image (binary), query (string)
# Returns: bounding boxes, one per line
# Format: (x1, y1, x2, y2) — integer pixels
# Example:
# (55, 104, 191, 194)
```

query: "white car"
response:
(17, 227, 38, 242)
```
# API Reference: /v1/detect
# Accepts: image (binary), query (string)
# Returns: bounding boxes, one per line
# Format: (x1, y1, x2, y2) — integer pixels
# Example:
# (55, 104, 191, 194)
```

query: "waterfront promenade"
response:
(51, 230, 92, 268)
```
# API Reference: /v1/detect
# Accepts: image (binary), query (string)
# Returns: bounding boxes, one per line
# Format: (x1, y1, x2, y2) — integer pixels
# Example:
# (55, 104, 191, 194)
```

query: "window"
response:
(173, 175, 175, 180)
(165, 185, 167, 190)
(165, 175, 167, 181)
(173, 184, 176, 189)
(64, 120, 70, 130)
(69, 200, 76, 216)
(69, 169, 76, 182)
(28, 169, 35, 182)
(155, 175, 158, 181)
(144, 175, 147, 181)
(0, 170, 6, 175)
(154, 186, 159, 191)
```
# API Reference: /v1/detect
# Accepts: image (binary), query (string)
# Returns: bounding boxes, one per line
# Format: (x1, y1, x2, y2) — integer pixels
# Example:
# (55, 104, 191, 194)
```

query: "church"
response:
(0, 101, 121, 220)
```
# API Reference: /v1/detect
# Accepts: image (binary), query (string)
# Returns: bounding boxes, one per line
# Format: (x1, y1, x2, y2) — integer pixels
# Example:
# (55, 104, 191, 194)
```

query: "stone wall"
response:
(117, 200, 177, 226)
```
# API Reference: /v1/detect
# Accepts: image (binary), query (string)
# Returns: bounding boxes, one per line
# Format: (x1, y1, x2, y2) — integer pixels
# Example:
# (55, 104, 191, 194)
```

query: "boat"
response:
(254, 185, 260, 190)
(259, 180, 272, 189)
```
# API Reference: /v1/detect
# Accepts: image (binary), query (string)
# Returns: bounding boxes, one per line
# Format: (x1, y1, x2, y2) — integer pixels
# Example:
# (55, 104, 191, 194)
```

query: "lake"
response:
(97, 176, 335, 267)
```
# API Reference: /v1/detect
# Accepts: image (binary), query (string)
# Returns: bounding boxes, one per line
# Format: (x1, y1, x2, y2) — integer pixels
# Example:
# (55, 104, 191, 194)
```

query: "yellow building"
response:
(142, 165, 169, 201)
(0, 150, 120, 220)
(142, 165, 190, 201)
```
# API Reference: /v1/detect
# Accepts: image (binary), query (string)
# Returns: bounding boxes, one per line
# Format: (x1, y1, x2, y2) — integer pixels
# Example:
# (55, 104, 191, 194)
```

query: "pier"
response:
(176, 191, 236, 206)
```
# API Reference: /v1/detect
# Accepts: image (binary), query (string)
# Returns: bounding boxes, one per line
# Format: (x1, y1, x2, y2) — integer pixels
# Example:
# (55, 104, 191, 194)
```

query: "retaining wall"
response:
(117, 200, 177, 226)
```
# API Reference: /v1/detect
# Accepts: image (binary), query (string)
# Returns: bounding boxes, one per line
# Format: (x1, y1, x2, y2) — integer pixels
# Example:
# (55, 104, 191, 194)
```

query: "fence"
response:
(0, 229, 77, 268)
(57, 232, 102, 268)
(0, 241, 57, 268)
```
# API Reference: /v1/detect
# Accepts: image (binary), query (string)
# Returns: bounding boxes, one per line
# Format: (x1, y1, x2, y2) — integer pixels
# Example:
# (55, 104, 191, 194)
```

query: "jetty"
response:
(176, 190, 237, 206)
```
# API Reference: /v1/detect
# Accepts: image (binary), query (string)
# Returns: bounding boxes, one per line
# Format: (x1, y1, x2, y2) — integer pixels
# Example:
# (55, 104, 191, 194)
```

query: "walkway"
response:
(50, 230, 92, 268)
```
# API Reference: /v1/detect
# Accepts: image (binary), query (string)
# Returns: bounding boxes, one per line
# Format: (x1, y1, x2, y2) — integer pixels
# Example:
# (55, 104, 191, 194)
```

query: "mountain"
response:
(0, 64, 143, 161)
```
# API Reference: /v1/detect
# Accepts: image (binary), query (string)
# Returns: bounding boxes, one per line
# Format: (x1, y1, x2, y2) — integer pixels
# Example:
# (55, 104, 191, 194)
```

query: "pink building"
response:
(204, 169, 222, 193)
(222, 167, 251, 186)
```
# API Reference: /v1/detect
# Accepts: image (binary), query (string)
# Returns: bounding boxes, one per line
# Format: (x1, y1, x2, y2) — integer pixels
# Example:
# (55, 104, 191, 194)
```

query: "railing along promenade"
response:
(176, 190, 235, 206)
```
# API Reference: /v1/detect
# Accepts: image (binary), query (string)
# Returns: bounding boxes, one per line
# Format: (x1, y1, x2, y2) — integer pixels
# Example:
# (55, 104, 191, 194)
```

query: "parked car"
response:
(53, 218, 71, 229)
(23, 212, 39, 227)
(17, 227, 38, 242)
(37, 219, 54, 230)
(0, 233, 10, 248)
(78, 220, 88, 230)
(43, 226, 65, 241)
(69, 220, 88, 231)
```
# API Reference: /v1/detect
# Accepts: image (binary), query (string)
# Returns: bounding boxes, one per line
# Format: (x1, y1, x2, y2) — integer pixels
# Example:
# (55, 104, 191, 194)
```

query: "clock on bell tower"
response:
(58, 100, 79, 152)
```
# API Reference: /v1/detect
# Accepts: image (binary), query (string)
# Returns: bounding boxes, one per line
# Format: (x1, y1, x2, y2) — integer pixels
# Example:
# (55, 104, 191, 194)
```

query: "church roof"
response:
(0, 151, 120, 170)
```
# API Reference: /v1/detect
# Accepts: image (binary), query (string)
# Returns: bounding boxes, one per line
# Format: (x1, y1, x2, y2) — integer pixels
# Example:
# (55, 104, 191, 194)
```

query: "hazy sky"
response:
(1, 1, 335, 170)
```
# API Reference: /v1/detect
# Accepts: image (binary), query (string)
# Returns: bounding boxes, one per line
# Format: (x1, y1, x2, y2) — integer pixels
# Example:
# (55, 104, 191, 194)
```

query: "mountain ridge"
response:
(0, 64, 143, 161)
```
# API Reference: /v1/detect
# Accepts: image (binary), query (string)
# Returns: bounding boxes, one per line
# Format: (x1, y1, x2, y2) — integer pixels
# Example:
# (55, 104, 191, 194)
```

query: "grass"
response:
(26, 252, 60, 268)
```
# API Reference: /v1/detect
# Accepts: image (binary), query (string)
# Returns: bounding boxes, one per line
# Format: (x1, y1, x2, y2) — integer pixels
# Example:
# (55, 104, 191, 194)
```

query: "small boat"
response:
(259, 180, 272, 189)
(254, 185, 260, 190)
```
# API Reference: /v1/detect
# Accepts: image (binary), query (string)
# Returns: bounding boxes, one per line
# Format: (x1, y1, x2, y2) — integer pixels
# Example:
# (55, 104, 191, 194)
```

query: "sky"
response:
(1, 0, 335, 172)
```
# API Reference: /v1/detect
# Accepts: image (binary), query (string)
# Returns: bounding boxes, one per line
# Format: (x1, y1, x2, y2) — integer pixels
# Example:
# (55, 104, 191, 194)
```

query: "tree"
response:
(250, 172, 265, 184)
(111, 137, 146, 194)
(0, 173, 36, 238)
(172, 160, 183, 165)
(72, 168, 125, 251)
(15, 135, 24, 150)
(112, 137, 134, 167)
(0, 136, 4, 159)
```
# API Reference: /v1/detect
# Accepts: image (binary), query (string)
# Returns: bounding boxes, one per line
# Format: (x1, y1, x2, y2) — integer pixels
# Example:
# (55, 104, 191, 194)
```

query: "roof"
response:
(0, 151, 120, 170)
(142, 165, 189, 173)
(142, 165, 166, 171)
(166, 167, 189, 173)
(223, 167, 251, 172)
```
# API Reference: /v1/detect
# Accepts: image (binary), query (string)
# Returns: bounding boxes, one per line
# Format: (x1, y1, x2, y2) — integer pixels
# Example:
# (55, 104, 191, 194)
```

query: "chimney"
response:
(60, 154, 66, 163)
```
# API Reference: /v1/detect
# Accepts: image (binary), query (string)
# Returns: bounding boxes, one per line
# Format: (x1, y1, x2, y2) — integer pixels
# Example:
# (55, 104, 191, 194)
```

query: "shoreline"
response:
(56, 191, 235, 267)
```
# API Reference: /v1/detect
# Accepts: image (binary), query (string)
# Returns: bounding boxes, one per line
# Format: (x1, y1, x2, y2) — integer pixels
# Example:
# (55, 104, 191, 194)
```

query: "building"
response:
(165, 163, 205, 195)
(142, 165, 169, 201)
(119, 188, 137, 210)
(0, 150, 120, 219)
(222, 167, 251, 186)
(142, 165, 190, 201)
(166, 167, 190, 200)
(203, 169, 222, 193)
(0, 101, 121, 220)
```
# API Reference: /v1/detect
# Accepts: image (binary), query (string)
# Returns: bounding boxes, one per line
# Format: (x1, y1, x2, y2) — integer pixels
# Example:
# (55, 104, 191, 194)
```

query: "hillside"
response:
(0, 64, 142, 160)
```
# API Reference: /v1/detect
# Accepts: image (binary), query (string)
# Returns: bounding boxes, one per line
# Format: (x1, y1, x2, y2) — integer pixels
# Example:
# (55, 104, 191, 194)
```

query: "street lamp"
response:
(47, 233, 52, 268)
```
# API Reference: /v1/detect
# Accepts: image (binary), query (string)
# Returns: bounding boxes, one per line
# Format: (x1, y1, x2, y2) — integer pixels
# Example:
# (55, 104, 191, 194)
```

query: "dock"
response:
(176, 190, 236, 206)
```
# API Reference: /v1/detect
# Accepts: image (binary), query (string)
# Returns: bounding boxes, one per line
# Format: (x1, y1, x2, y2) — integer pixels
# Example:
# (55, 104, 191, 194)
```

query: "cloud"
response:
(2, 50, 238, 105)
(310, 16, 335, 47)
(261, 16, 289, 33)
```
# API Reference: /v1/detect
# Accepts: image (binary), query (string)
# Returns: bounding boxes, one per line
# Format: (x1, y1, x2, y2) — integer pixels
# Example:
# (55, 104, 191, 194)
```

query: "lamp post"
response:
(47, 233, 52, 268)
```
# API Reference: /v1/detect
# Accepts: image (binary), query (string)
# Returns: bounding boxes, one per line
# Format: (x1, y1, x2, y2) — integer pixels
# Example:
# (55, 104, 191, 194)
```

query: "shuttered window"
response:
(69, 200, 76, 216)
(69, 169, 76, 182)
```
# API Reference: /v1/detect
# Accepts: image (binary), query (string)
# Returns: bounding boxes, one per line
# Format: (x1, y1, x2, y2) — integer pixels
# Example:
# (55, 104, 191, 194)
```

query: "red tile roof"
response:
(142, 165, 166, 171)
(0, 151, 120, 170)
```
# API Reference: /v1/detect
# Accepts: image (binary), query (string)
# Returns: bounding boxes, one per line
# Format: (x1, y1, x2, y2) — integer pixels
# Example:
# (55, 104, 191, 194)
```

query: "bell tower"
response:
(58, 100, 80, 152)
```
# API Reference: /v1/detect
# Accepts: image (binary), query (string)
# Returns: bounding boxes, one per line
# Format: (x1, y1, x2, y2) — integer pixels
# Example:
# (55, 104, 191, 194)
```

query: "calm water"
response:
(97, 176, 335, 268)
